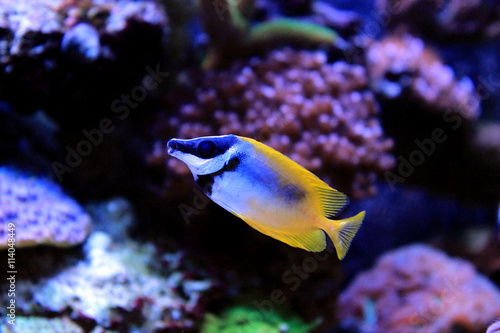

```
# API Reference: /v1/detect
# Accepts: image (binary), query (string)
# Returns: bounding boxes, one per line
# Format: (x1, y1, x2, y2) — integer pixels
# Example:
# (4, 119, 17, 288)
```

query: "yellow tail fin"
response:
(324, 211, 365, 260)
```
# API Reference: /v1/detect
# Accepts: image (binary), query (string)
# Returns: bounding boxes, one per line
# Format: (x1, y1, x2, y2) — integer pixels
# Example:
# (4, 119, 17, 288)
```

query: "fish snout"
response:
(167, 139, 179, 155)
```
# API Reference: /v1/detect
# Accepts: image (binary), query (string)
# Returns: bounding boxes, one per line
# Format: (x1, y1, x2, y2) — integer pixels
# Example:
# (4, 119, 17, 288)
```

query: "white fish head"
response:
(167, 135, 241, 177)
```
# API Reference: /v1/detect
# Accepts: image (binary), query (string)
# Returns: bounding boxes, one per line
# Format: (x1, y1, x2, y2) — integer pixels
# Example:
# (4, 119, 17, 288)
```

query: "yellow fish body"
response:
(167, 135, 365, 260)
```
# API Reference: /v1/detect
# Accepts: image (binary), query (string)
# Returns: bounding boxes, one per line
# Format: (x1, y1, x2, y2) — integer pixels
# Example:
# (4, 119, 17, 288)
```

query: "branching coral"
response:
(337, 244, 500, 333)
(153, 48, 395, 198)
(366, 33, 481, 120)
(0, 167, 91, 249)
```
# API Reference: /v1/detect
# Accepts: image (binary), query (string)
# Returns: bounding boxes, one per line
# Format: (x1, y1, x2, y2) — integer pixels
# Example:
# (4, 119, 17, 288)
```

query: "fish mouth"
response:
(166, 138, 198, 158)
(166, 139, 178, 155)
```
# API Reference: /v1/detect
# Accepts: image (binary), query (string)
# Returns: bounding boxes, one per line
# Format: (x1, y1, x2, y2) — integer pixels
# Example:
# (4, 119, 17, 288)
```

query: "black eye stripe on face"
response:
(168, 135, 238, 159)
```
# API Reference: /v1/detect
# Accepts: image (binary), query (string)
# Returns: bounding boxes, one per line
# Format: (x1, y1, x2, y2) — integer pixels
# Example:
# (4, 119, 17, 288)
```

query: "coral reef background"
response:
(151, 48, 395, 199)
(338, 245, 500, 333)
(0, 0, 499, 332)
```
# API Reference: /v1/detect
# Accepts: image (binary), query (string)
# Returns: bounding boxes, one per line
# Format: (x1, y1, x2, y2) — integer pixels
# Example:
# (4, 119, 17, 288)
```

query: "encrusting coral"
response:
(7, 231, 213, 332)
(366, 33, 481, 121)
(152, 48, 395, 198)
(0, 167, 91, 249)
(337, 244, 500, 333)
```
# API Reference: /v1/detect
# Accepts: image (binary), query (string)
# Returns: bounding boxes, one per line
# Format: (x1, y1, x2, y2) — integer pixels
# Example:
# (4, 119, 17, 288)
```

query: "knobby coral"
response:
(337, 244, 500, 333)
(154, 48, 395, 198)
(366, 34, 481, 121)
(0, 167, 91, 249)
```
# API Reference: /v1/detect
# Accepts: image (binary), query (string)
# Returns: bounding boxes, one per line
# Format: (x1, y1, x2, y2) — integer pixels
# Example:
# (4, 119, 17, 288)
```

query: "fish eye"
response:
(197, 140, 216, 159)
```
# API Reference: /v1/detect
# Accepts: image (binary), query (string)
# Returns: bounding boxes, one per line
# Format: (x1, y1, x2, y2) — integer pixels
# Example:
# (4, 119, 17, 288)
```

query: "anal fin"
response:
(229, 208, 328, 253)
(259, 226, 327, 252)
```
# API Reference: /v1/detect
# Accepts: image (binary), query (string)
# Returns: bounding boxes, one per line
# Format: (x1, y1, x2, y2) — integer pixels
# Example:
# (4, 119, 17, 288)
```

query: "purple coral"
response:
(337, 244, 500, 333)
(366, 34, 481, 121)
(0, 167, 91, 249)
(376, 0, 500, 40)
(154, 48, 395, 198)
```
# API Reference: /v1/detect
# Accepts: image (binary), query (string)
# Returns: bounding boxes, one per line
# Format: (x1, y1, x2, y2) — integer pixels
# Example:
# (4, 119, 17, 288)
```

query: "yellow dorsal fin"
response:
(238, 136, 349, 218)
(315, 187, 349, 218)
